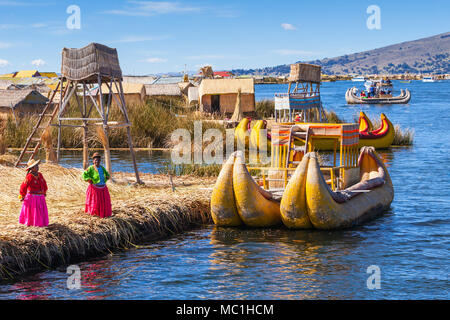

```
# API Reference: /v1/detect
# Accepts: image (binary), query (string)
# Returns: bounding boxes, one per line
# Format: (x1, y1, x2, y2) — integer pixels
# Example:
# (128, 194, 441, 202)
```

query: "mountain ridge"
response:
(231, 32, 450, 76)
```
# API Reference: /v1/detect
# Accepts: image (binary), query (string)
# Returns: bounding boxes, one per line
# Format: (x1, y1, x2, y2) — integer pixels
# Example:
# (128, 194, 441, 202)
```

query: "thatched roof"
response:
(0, 89, 48, 108)
(15, 70, 41, 78)
(0, 79, 14, 90)
(289, 63, 321, 83)
(198, 79, 254, 96)
(61, 43, 122, 82)
(145, 84, 182, 96)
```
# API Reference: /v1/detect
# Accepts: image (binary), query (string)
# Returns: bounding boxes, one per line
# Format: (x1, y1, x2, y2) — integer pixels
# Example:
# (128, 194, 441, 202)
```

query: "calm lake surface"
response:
(0, 80, 449, 299)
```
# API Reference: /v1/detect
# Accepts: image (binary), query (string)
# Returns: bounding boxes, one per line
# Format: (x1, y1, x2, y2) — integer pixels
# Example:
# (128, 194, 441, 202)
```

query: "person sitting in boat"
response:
(19, 159, 49, 227)
(369, 86, 375, 97)
(360, 90, 366, 98)
(82, 152, 112, 218)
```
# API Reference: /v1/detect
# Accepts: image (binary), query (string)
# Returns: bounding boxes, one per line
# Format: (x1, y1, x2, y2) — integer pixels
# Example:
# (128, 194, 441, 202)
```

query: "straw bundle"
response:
(230, 89, 244, 123)
(41, 127, 57, 163)
(0, 163, 213, 280)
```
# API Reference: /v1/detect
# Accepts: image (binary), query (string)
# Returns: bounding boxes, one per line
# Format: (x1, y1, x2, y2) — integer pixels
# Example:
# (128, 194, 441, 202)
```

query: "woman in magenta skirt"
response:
(82, 152, 112, 218)
(19, 159, 49, 227)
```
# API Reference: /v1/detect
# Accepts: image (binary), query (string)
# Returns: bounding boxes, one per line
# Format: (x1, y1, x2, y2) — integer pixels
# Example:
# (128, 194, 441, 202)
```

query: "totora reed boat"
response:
(281, 147, 394, 229)
(212, 120, 394, 229)
(211, 151, 281, 227)
(346, 87, 411, 104)
(211, 147, 393, 229)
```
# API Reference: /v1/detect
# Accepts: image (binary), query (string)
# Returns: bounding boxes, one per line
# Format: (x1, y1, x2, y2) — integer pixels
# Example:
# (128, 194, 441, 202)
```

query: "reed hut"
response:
(198, 78, 255, 114)
(0, 89, 48, 119)
(144, 83, 185, 106)
(89, 82, 146, 108)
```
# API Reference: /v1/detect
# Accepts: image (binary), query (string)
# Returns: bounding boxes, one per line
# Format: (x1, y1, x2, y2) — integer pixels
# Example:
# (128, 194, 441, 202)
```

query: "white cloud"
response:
(144, 57, 167, 63)
(274, 49, 317, 56)
(31, 23, 46, 28)
(0, 59, 10, 67)
(31, 59, 46, 67)
(281, 23, 297, 31)
(0, 42, 12, 49)
(105, 1, 202, 16)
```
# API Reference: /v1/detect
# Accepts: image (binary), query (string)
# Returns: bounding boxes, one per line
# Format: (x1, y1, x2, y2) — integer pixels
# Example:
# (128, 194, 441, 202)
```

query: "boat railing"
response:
(248, 165, 353, 191)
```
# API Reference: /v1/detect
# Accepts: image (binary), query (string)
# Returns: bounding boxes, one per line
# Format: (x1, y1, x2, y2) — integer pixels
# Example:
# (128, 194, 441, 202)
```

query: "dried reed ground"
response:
(0, 162, 215, 280)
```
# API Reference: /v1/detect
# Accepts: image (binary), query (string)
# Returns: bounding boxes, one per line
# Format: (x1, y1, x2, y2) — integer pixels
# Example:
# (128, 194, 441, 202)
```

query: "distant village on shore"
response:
(1, 66, 449, 121)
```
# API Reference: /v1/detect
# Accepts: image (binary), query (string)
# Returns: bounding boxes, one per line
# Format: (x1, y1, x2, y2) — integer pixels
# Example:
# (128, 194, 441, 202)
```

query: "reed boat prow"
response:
(358, 112, 395, 149)
(306, 147, 394, 229)
(233, 151, 281, 227)
(280, 153, 313, 229)
(210, 152, 243, 226)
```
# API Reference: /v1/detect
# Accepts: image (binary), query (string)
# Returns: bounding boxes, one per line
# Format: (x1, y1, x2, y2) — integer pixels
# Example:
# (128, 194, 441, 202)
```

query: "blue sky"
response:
(0, 0, 449, 75)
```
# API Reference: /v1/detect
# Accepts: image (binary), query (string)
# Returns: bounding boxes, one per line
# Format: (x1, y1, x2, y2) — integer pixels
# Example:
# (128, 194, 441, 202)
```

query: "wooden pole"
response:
(116, 79, 142, 184)
(98, 74, 113, 177)
(82, 81, 89, 169)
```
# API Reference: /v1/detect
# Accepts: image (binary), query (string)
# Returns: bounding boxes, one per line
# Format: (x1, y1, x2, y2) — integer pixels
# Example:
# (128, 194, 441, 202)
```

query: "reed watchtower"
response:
(15, 43, 142, 184)
(274, 63, 323, 123)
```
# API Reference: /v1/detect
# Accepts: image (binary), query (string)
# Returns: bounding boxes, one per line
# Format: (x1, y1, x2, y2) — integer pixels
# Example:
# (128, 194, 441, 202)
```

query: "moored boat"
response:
(358, 112, 395, 149)
(305, 147, 394, 229)
(352, 76, 366, 82)
(422, 76, 435, 83)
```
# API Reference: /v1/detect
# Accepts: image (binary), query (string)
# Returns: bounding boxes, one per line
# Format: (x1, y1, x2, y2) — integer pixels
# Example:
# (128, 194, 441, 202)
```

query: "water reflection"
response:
(208, 226, 370, 299)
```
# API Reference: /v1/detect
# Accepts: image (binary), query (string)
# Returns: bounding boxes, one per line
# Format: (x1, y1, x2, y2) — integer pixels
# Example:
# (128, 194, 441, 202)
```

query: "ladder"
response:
(285, 125, 309, 168)
(14, 82, 66, 167)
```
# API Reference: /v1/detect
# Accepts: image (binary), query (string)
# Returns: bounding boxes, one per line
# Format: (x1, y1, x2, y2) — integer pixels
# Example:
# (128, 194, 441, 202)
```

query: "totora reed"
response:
(0, 161, 214, 280)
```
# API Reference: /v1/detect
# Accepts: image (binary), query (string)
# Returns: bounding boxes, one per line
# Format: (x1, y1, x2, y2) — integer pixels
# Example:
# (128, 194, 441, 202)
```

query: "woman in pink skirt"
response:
(19, 159, 49, 227)
(82, 152, 112, 218)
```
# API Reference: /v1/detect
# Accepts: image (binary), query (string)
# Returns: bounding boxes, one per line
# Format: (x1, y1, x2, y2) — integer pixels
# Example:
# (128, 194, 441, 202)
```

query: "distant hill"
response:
(232, 32, 450, 76)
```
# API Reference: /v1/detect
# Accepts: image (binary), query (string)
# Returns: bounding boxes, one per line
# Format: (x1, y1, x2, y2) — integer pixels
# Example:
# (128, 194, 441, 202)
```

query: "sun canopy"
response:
(61, 43, 122, 83)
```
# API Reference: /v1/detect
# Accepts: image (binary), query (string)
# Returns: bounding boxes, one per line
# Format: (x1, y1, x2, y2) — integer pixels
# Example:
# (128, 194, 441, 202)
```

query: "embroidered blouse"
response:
(19, 172, 48, 198)
(82, 165, 110, 185)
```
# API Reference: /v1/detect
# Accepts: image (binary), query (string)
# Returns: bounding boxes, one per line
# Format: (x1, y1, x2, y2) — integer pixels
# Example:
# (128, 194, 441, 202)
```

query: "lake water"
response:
(0, 81, 449, 299)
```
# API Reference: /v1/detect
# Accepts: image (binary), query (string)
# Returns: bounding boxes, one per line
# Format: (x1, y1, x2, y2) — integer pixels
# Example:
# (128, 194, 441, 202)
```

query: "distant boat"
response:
(352, 76, 366, 82)
(346, 87, 411, 104)
(399, 80, 411, 83)
(422, 76, 435, 82)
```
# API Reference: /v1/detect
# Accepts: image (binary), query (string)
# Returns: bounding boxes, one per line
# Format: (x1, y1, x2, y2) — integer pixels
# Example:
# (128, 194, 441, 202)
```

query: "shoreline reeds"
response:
(0, 163, 213, 281)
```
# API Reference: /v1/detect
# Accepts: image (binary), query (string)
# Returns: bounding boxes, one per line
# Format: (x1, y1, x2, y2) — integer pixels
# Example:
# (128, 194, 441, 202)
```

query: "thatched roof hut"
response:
(0, 89, 48, 119)
(61, 43, 122, 83)
(145, 84, 182, 97)
(198, 78, 255, 114)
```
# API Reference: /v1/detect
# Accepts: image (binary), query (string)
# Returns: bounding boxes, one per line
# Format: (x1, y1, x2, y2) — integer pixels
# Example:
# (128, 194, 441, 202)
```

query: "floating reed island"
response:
(0, 159, 214, 280)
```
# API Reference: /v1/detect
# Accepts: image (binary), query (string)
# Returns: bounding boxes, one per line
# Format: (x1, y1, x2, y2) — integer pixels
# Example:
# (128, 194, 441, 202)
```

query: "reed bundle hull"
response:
(346, 87, 411, 104)
(305, 147, 394, 229)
